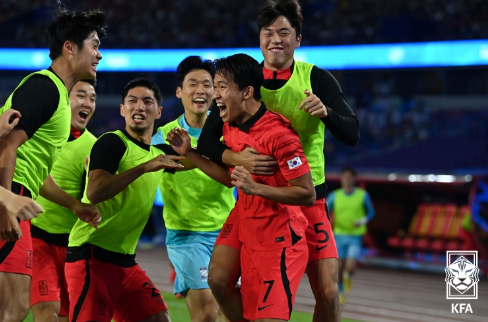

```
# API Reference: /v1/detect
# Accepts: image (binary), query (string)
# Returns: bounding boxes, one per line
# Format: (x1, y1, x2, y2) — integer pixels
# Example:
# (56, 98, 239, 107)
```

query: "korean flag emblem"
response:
(287, 156, 302, 169)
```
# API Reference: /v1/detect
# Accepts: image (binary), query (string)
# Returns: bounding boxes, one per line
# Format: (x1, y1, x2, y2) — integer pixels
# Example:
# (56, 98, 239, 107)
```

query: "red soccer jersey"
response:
(223, 104, 310, 251)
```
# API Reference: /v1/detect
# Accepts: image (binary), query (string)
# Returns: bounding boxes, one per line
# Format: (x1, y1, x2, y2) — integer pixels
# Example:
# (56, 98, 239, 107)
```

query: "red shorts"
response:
(301, 198, 338, 262)
(215, 199, 337, 262)
(240, 238, 308, 321)
(0, 183, 33, 276)
(30, 237, 69, 316)
(215, 207, 242, 250)
(65, 258, 168, 322)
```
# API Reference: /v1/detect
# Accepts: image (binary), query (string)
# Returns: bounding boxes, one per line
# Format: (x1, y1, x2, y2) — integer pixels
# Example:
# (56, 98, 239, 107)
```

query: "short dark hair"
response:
(176, 56, 215, 88)
(45, 2, 107, 60)
(341, 166, 357, 177)
(121, 78, 162, 105)
(257, 0, 303, 37)
(79, 79, 96, 87)
(214, 54, 263, 100)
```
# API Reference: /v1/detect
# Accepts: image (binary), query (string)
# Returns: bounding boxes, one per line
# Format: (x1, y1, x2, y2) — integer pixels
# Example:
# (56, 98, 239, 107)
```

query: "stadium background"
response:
(1, 1, 487, 321)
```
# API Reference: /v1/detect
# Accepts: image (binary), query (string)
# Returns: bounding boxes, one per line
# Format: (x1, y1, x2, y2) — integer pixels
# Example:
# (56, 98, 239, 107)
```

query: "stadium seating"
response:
(387, 204, 474, 253)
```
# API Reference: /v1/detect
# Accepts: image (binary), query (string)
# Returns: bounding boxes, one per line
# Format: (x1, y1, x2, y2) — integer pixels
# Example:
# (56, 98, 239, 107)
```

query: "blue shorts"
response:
(335, 234, 363, 260)
(166, 229, 219, 295)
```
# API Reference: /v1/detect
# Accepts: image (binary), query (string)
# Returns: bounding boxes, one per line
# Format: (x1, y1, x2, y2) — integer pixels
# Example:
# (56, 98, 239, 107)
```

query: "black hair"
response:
(176, 56, 215, 88)
(341, 166, 357, 177)
(45, 1, 107, 60)
(78, 78, 96, 87)
(257, 0, 303, 37)
(121, 78, 162, 105)
(214, 54, 263, 100)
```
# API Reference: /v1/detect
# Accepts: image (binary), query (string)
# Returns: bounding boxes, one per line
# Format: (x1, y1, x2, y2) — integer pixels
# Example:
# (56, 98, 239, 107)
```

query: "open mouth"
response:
(132, 114, 146, 123)
(217, 103, 227, 118)
(193, 98, 206, 106)
(270, 47, 284, 53)
(92, 63, 98, 71)
(79, 110, 89, 121)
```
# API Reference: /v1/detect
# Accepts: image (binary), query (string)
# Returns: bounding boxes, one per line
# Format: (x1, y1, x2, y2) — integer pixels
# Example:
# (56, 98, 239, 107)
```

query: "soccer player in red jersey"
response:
(167, 53, 315, 322)
(198, 1, 359, 321)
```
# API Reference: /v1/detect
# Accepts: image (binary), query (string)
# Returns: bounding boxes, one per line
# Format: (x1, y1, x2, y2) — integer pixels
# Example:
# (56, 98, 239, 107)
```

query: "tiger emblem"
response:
(445, 256, 479, 294)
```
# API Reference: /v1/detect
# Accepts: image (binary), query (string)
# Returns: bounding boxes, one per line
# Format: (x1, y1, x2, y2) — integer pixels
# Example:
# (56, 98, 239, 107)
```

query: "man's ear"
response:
(63, 40, 75, 55)
(155, 106, 163, 120)
(243, 86, 254, 100)
(120, 104, 125, 117)
(176, 87, 182, 99)
(295, 34, 302, 49)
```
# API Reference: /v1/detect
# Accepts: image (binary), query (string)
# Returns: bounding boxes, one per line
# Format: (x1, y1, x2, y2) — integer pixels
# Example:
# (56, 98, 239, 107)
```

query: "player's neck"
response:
(183, 111, 207, 129)
(343, 186, 354, 194)
(263, 57, 294, 71)
(125, 126, 152, 145)
(236, 100, 262, 126)
(50, 60, 81, 93)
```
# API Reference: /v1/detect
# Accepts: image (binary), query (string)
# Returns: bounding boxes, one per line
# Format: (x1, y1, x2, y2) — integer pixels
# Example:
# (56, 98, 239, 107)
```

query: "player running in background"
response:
(30, 79, 98, 322)
(168, 53, 314, 322)
(327, 167, 375, 303)
(152, 56, 235, 322)
(65, 78, 183, 322)
(0, 6, 104, 321)
(198, 1, 359, 321)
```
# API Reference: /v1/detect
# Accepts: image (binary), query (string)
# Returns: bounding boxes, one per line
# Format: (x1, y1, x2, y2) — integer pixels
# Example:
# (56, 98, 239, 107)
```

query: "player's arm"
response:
(299, 67, 359, 146)
(86, 134, 184, 204)
(232, 166, 315, 206)
(0, 75, 59, 241)
(167, 128, 233, 187)
(354, 191, 376, 227)
(0, 186, 44, 220)
(39, 174, 101, 229)
(0, 109, 21, 138)
(198, 105, 277, 175)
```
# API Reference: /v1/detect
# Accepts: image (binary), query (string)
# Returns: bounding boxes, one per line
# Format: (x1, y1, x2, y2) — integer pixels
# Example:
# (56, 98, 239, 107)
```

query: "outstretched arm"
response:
(40, 174, 101, 229)
(167, 128, 232, 187)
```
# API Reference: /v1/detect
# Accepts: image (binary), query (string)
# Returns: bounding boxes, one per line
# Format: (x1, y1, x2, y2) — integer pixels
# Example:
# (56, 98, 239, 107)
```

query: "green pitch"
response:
(24, 292, 364, 322)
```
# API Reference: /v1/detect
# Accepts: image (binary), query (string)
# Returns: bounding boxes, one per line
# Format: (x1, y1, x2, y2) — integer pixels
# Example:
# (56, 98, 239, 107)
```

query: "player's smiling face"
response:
(177, 69, 214, 116)
(260, 16, 301, 71)
(72, 31, 102, 80)
(120, 86, 161, 134)
(69, 81, 96, 130)
(214, 73, 246, 124)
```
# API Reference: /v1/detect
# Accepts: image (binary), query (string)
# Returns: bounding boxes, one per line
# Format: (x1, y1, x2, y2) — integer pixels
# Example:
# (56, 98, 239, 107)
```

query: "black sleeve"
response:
(197, 103, 228, 164)
(310, 66, 360, 146)
(89, 133, 127, 174)
(10, 74, 60, 138)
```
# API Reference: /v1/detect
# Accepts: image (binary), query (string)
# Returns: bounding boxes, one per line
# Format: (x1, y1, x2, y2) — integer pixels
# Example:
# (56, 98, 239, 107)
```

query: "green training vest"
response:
(158, 117, 234, 231)
(333, 188, 367, 236)
(260, 61, 325, 186)
(69, 130, 163, 255)
(0, 69, 70, 199)
(32, 130, 97, 233)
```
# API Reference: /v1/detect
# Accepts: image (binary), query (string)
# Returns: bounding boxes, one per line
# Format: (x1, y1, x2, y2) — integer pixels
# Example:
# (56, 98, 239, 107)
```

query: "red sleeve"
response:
(270, 125, 310, 181)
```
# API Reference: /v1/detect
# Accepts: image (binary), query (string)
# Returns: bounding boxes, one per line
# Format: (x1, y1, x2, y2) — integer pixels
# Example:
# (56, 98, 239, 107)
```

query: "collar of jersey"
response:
(229, 102, 267, 132)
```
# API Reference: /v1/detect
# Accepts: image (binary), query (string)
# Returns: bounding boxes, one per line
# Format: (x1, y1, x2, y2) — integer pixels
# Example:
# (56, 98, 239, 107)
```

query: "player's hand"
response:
(166, 128, 192, 155)
(231, 166, 257, 195)
(3, 194, 44, 221)
(0, 207, 22, 242)
(144, 154, 185, 173)
(353, 218, 368, 227)
(0, 109, 21, 138)
(299, 89, 328, 118)
(233, 147, 277, 176)
(72, 202, 101, 229)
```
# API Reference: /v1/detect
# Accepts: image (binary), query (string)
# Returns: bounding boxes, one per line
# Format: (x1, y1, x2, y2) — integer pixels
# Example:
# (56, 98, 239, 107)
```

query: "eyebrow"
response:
(91, 38, 101, 46)
(128, 95, 155, 100)
(263, 27, 291, 32)
(187, 78, 212, 83)
(76, 89, 97, 97)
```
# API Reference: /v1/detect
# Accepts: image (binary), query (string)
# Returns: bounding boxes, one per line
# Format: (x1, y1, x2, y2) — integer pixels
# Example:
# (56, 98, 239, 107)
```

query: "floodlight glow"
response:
(1, 39, 487, 71)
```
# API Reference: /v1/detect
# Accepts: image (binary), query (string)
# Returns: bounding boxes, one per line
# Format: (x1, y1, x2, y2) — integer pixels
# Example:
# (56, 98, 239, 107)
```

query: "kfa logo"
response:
(445, 251, 479, 300)
(451, 303, 473, 314)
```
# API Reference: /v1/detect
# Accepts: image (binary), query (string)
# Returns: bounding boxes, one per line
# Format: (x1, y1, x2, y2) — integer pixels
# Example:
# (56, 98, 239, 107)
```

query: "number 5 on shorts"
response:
(314, 222, 329, 251)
